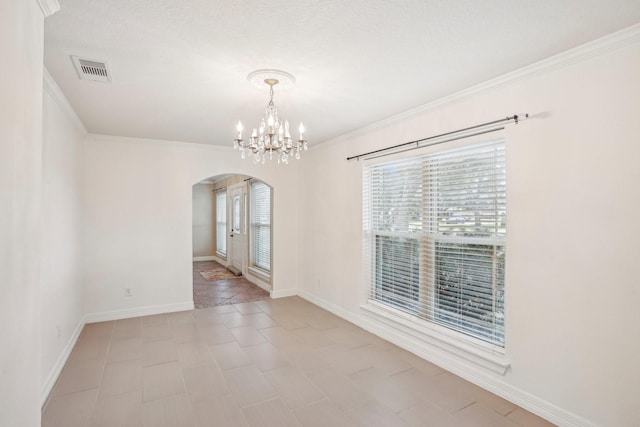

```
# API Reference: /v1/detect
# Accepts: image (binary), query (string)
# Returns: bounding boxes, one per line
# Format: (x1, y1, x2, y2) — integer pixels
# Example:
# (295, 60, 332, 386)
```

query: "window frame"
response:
(215, 189, 227, 257)
(364, 139, 507, 352)
(248, 180, 272, 277)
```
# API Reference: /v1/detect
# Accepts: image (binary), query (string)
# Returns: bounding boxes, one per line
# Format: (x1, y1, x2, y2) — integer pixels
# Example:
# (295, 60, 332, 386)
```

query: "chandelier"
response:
(233, 69, 308, 164)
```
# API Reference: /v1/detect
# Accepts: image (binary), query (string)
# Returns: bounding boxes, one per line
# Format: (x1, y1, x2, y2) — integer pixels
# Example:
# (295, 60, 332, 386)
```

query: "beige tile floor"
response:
(42, 297, 556, 427)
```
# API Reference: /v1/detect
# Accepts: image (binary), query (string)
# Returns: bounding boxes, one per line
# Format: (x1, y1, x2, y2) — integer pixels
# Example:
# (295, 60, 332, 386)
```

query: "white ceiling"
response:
(44, 0, 640, 146)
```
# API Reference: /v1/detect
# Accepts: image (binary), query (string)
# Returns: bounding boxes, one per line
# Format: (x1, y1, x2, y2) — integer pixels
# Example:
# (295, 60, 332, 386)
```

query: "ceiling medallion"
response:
(233, 69, 307, 164)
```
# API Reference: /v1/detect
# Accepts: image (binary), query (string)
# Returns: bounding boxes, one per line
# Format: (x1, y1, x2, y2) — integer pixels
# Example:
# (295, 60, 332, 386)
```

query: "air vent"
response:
(71, 56, 111, 83)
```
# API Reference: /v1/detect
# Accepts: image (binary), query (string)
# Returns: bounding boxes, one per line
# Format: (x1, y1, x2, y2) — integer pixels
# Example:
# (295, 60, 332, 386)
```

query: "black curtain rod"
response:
(360, 127, 505, 161)
(346, 114, 528, 161)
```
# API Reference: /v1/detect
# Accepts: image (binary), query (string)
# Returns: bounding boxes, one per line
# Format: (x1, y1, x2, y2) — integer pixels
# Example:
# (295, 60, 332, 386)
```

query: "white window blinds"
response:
(364, 140, 506, 346)
(250, 181, 271, 272)
(216, 190, 227, 255)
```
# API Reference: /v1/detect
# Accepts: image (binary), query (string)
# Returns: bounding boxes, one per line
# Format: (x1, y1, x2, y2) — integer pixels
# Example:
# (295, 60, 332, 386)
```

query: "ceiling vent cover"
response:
(71, 56, 111, 83)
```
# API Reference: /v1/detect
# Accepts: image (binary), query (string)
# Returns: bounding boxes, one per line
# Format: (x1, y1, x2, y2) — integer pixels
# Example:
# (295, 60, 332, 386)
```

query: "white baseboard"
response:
(245, 272, 272, 294)
(212, 255, 229, 266)
(270, 288, 298, 299)
(84, 301, 195, 323)
(193, 255, 230, 263)
(251, 279, 272, 294)
(41, 300, 195, 408)
(41, 318, 85, 408)
(296, 289, 594, 427)
(193, 256, 217, 261)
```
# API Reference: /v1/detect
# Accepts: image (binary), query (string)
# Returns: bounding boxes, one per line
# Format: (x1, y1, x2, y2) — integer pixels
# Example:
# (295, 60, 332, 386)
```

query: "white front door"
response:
(228, 184, 245, 273)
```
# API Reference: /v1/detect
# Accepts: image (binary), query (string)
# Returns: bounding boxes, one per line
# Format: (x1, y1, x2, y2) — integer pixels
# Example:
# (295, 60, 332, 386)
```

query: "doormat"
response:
(199, 269, 241, 281)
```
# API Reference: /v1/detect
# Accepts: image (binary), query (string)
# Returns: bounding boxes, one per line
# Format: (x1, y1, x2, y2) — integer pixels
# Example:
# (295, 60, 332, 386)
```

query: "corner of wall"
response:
(43, 68, 87, 134)
(40, 318, 84, 408)
(36, 0, 60, 17)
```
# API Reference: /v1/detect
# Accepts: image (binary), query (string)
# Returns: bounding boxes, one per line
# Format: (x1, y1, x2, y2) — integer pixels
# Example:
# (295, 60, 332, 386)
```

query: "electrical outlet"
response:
(124, 288, 133, 297)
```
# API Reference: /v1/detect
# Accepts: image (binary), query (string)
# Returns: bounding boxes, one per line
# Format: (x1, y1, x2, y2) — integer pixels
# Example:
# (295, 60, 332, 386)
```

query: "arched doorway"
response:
(192, 174, 273, 308)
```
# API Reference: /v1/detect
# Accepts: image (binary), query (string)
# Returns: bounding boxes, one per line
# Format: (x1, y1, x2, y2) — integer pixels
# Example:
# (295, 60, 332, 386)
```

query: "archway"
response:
(191, 174, 273, 308)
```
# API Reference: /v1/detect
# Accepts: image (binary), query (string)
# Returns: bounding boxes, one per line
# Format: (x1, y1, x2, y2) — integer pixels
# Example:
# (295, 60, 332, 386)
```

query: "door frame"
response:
(227, 182, 247, 275)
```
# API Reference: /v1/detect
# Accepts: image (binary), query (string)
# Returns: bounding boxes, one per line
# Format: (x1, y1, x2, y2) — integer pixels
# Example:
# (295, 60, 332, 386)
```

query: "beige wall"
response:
(82, 137, 301, 319)
(0, 0, 45, 424)
(192, 183, 215, 257)
(34, 19, 640, 427)
(40, 72, 87, 404)
(297, 38, 640, 426)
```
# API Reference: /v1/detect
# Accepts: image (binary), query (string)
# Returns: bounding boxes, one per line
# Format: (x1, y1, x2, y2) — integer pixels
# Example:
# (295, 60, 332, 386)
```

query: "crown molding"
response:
(43, 68, 87, 134)
(319, 22, 640, 148)
(36, 0, 60, 17)
(85, 133, 236, 151)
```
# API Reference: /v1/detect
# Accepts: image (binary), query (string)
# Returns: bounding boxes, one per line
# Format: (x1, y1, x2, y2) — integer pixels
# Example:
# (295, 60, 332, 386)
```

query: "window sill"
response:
(248, 266, 271, 283)
(361, 301, 510, 375)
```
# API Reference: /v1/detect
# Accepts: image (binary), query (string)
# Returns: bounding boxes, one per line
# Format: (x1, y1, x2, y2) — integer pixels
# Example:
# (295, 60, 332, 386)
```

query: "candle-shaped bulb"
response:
(284, 120, 291, 139)
(299, 122, 305, 140)
(236, 121, 243, 139)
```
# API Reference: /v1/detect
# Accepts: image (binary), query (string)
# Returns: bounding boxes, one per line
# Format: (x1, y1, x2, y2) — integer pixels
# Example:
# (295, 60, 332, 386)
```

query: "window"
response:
(364, 141, 506, 346)
(216, 190, 227, 256)
(250, 181, 271, 272)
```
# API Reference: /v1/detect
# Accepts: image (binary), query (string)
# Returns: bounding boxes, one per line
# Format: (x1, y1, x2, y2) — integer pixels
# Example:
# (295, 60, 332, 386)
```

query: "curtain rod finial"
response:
(513, 113, 529, 124)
